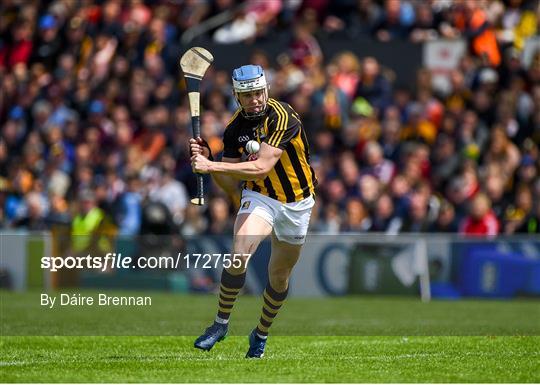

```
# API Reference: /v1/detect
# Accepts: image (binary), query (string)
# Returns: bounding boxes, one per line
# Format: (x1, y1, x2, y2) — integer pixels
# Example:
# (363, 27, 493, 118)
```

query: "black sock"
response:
(215, 269, 246, 324)
(255, 282, 288, 337)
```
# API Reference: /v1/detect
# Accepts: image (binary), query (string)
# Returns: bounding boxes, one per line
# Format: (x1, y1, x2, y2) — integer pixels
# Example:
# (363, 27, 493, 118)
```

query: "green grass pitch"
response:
(1, 291, 539, 382)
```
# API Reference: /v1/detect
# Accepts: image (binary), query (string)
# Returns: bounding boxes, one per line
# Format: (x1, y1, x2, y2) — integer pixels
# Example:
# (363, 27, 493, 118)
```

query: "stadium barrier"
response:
(0, 231, 52, 291)
(1, 231, 538, 300)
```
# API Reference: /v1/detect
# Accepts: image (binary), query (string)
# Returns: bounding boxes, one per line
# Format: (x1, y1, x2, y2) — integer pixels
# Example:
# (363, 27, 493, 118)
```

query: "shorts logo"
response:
(241, 201, 251, 209)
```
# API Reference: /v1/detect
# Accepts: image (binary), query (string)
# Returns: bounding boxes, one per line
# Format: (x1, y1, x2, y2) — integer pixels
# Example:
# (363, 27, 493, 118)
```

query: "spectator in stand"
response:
(46, 193, 71, 226)
(429, 199, 459, 233)
(181, 204, 208, 236)
(483, 171, 511, 220)
(516, 154, 538, 185)
(378, 106, 402, 162)
(115, 173, 142, 236)
(457, 109, 490, 158)
(338, 152, 361, 198)
(409, 1, 439, 43)
(1, 0, 539, 240)
(401, 102, 437, 145)
(344, 0, 382, 38)
(341, 197, 372, 232)
(358, 174, 381, 210)
(510, 197, 540, 234)
(504, 183, 534, 234)
(316, 203, 342, 234)
(148, 165, 188, 227)
(12, 191, 48, 230)
(373, 0, 415, 41)
(431, 133, 460, 191)
(245, 0, 283, 40)
(328, 51, 361, 101)
(370, 193, 402, 234)
(499, 47, 528, 89)
(398, 189, 433, 233)
(460, 192, 500, 236)
(214, 7, 257, 44)
(362, 140, 395, 186)
(322, 177, 347, 209)
(31, 14, 63, 69)
(0, 19, 34, 70)
(133, 108, 167, 165)
(207, 196, 234, 235)
(71, 189, 114, 256)
(354, 57, 393, 115)
(310, 66, 350, 133)
(495, 0, 538, 51)
(288, 24, 323, 70)
(483, 125, 521, 182)
(455, 0, 501, 67)
(389, 173, 411, 218)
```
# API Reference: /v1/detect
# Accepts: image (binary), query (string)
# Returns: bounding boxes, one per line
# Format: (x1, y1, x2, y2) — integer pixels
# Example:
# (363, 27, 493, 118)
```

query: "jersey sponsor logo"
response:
(238, 135, 250, 142)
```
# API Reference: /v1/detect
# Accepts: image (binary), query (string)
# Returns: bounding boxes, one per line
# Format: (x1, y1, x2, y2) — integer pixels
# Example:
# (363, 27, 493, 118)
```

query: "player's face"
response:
(237, 89, 266, 114)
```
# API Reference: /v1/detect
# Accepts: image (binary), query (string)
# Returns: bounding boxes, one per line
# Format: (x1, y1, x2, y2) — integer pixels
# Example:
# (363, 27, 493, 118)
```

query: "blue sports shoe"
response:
(245, 329, 267, 358)
(194, 322, 228, 351)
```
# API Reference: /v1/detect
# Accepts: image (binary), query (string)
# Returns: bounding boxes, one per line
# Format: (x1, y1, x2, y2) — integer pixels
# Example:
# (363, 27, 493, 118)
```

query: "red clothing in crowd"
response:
(0, 40, 32, 69)
(460, 210, 500, 236)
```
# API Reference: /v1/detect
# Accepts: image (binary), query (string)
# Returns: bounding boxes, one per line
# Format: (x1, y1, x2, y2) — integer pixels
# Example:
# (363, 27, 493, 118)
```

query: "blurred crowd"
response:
(1, 0, 540, 244)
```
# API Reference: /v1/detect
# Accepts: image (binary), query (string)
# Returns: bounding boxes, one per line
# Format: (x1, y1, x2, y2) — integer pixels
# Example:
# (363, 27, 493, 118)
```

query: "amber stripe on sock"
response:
(216, 269, 246, 320)
(255, 283, 288, 336)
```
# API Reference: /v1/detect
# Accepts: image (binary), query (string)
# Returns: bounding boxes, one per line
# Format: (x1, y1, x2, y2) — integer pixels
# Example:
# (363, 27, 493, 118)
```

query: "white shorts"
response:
(238, 189, 315, 245)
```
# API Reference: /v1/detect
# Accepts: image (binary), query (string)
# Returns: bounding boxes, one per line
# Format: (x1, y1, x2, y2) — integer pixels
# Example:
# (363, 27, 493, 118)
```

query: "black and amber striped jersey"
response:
(222, 98, 317, 203)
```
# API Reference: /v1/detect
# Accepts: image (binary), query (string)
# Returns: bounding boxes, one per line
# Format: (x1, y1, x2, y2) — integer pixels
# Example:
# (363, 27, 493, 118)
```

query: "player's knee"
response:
(268, 267, 291, 291)
(226, 246, 252, 274)
(233, 238, 259, 257)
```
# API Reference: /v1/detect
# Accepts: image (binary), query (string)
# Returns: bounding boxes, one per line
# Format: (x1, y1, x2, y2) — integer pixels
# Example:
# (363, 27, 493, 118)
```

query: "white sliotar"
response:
(246, 140, 260, 154)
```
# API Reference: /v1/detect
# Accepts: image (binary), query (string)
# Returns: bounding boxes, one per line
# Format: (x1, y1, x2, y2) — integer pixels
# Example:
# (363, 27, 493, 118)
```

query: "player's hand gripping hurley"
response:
(180, 47, 214, 205)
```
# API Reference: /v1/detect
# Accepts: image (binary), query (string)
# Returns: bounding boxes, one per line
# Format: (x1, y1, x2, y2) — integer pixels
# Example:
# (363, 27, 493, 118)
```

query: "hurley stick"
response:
(180, 47, 214, 205)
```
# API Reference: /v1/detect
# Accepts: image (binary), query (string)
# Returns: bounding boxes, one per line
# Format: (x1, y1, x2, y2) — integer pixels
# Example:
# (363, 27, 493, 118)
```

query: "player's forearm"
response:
(208, 160, 268, 181)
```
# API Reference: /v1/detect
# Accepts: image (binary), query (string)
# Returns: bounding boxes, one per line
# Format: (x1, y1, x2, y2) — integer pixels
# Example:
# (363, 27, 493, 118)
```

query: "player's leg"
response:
(214, 212, 272, 324)
(246, 235, 303, 358)
(257, 234, 302, 329)
(246, 196, 314, 358)
(194, 207, 273, 351)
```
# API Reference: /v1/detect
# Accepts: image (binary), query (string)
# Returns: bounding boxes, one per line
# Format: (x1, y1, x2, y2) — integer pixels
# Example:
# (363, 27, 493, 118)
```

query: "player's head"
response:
(232, 64, 268, 119)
